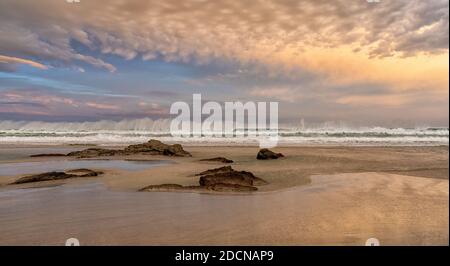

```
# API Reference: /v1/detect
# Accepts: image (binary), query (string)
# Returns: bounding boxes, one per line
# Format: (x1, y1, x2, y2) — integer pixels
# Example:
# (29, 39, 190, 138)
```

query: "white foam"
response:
(0, 119, 448, 146)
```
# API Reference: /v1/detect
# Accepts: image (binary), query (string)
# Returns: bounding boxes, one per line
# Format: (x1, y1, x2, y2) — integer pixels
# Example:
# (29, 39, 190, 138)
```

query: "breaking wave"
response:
(0, 119, 448, 146)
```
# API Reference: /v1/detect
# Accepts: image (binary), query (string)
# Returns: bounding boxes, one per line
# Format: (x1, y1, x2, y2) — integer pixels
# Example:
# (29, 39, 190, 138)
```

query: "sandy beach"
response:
(1, 0, 448, 251)
(0, 144, 448, 245)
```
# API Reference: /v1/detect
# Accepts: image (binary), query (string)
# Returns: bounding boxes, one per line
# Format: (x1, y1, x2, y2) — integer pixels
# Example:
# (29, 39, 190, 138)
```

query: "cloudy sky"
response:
(0, 0, 448, 127)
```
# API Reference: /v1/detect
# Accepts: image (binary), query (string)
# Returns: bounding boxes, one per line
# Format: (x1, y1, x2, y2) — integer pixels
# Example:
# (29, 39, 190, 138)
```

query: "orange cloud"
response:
(0, 55, 48, 70)
(266, 46, 449, 93)
(85, 102, 120, 110)
(0, 0, 447, 75)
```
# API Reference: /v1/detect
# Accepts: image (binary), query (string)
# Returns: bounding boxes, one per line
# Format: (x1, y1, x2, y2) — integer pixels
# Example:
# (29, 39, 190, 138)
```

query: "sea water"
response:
(0, 119, 448, 146)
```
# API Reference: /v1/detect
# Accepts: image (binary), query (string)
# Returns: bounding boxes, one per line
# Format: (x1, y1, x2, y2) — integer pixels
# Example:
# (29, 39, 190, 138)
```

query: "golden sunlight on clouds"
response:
(0, 0, 447, 76)
(336, 94, 413, 107)
(270, 46, 449, 93)
(85, 102, 120, 111)
(0, 55, 48, 70)
(0, 0, 447, 123)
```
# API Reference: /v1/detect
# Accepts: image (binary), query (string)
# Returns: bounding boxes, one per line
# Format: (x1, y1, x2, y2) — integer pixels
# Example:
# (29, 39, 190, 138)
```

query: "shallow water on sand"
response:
(0, 146, 170, 176)
(0, 173, 447, 245)
(0, 147, 84, 161)
(0, 159, 170, 177)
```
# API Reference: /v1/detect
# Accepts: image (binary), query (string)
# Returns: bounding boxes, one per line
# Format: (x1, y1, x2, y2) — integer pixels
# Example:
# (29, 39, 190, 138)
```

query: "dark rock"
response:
(125, 139, 191, 157)
(199, 171, 253, 187)
(195, 166, 267, 185)
(199, 170, 267, 187)
(199, 157, 233, 163)
(65, 168, 104, 176)
(208, 183, 258, 192)
(67, 139, 191, 158)
(138, 184, 186, 191)
(195, 166, 233, 176)
(139, 183, 256, 193)
(238, 171, 268, 186)
(12, 169, 103, 184)
(30, 153, 67, 158)
(256, 148, 284, 160)
(67, 148, 123, 158)
(198, 166, 267, 187)
(139, 166, 266, 193)
(13, 172, 72, 184)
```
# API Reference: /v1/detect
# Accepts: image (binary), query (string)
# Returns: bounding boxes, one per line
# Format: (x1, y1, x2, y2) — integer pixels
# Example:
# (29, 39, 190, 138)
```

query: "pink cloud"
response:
(85, 102, 120, 110)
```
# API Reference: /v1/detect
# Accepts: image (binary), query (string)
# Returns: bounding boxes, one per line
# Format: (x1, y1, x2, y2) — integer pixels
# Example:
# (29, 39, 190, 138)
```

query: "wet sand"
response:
(0, 173, 447, 245)
(0, 145, 448, 245)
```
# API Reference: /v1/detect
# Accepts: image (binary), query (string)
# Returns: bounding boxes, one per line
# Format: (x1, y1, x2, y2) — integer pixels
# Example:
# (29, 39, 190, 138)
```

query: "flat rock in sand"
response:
(30, 153, 67, 158)
(12, 169, 103, 184)
(199, 157, 234, 163)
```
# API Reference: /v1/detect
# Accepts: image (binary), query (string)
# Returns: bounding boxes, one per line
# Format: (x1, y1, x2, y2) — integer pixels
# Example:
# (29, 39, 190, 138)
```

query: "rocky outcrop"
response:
(196, 166, 267, 186)
(124, 139, 191, 157)
(199, 170, 267, 187)
(12, 169, 103, 184)
(199, 157, 233, 163)
(66, 139, 191, 158)
(256, 148, 284, 160)
(139, 166, 267, 193)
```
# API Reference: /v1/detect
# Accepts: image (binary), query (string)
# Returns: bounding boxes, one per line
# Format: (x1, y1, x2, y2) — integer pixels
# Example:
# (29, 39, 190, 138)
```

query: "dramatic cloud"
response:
(0, 0, 447, 72)
(0, 1, 448, 126)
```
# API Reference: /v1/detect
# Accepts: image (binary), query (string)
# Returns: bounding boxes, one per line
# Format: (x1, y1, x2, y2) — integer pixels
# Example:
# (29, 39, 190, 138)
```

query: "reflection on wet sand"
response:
(0, 172, 447, 245)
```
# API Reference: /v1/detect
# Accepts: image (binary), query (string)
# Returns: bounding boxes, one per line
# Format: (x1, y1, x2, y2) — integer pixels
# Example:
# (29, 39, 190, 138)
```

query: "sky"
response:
(0, 0, 448, 127)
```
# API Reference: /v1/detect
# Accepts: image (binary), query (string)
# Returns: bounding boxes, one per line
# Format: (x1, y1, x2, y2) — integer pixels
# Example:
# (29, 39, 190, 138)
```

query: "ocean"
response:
(0, 119, 448, 146)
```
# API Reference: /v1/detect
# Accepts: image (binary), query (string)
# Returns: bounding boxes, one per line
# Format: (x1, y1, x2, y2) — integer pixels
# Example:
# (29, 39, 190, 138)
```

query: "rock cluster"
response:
(12, 169, 103, 184)
(140, 166, 266, 193)
(65, 139, 191, 158)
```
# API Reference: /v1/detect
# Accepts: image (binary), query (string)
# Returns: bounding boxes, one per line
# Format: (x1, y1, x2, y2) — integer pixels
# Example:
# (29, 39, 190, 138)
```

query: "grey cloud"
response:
(0, 101, 47, 108)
